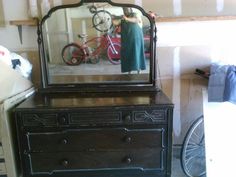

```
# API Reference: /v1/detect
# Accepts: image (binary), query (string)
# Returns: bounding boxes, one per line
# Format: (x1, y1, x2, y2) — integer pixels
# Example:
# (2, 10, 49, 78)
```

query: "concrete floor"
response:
(49, 58, 150, 76)
(172, 152, 188, 177)
(171, 146, 206, 177)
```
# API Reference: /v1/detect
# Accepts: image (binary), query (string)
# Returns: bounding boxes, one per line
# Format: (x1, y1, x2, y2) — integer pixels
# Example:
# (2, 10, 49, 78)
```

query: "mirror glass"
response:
(41, 2, 153, 85)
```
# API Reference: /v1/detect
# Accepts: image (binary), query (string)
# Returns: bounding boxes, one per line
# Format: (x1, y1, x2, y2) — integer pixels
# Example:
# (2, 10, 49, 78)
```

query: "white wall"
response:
(156, 20, 236, 144)
(0, 0, 37, 51)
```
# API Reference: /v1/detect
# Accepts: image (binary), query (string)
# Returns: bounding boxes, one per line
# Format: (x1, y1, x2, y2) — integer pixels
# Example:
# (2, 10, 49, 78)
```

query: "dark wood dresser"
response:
(14, 91, 173, 177)
(14, 1, 174, 176)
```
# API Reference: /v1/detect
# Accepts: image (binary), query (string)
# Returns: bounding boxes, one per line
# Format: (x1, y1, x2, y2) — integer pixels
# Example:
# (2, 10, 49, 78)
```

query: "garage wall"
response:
(60, 0, 236, 16)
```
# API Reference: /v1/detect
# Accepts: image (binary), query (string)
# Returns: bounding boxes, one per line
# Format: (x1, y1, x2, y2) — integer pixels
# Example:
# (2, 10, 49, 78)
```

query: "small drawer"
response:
(27, 128, 165, 152)
(22, 113, 58, 126)
(0, 162, 6, 175)
(27, 148, 165, 174)
(69, 111, 122, 126)
(132, 108, 167, 124)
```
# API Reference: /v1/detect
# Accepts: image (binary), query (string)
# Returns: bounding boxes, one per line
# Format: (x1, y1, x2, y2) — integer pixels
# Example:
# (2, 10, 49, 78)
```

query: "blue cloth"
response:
(120, 18, 146, 73)
(223, 65, 236, 104)
(208, 64, 229, 102)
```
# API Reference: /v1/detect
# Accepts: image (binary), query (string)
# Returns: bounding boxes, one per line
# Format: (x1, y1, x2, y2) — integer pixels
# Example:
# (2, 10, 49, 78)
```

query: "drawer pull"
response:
(61, 117, 66, 123)
(124, 115, 131, 122)
(123, 156, 132, 164)
(61, 139, 68, 145)
(124, 136, 132, 143)
(61, 159, 69, 167)
(58, 115, 68, 125)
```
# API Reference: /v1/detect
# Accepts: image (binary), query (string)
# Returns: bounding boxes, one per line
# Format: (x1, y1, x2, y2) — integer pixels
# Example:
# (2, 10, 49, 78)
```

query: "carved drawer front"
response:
(27, 149, 165, 174)
(22, 113, 58, 126)
(27, 128, 165, 152)
(131, 109, 168, 124)
(69, 111, 122, 125)
(21, 108, 168, 127)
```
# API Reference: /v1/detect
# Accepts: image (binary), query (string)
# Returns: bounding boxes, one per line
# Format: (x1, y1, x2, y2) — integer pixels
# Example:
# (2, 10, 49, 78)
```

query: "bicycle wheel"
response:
(181, 115, 206, 177)
(61, 43, 84, 65)
(92, 10, 113, 32)
(107, 43, 121, 65)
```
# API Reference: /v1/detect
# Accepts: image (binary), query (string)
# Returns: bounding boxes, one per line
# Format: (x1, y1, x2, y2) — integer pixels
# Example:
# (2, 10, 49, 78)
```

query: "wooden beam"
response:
(9, 19, 37, 26)
(156, 16, 236, 22)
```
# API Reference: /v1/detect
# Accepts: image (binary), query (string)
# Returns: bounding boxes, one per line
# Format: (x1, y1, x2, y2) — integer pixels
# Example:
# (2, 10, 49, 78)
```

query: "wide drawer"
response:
(27, 128, 165, 152)
(27, 148, 165, 175)
(20, 108, 168, 127)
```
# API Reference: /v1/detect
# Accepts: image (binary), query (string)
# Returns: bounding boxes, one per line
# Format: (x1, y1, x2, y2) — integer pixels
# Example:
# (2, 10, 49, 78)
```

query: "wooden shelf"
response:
(9, 19, 38, 44)
(156, 15, 236, 23)
(9, 19, 37, 26)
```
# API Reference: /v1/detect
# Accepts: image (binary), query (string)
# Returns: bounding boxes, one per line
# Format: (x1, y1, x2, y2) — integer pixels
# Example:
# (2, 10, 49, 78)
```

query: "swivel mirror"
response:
(38, 0, 157, 92)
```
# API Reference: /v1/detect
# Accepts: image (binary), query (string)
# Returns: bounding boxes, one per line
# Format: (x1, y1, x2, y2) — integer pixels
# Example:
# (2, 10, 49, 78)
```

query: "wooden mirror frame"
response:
(37, 0, 158, 93)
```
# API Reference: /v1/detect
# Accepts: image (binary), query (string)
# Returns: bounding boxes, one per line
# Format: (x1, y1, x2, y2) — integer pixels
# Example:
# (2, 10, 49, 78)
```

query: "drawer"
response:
(27, 128, 165, 152)
(70, 108, 168, 125)
(131, 109, 167, 124)
(21, 108, 168, 127)
(27, 148, 165, 174)
(69, 111, 122, 125)
(22, 111, 122, 127)
(22, 113, 58, 126)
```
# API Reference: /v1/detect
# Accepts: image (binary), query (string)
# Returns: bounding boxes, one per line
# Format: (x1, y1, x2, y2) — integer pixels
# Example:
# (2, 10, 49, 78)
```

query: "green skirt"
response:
(120, 21, 146, 73)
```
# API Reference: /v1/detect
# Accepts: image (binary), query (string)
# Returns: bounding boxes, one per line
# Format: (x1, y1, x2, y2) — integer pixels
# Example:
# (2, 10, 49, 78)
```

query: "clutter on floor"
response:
(0, 45, 32, 78)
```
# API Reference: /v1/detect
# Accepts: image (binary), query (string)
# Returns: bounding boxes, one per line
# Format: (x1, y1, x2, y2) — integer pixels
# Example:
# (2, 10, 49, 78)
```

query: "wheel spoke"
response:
(92, 10, 112, 32)
(181, 116, 206, 177)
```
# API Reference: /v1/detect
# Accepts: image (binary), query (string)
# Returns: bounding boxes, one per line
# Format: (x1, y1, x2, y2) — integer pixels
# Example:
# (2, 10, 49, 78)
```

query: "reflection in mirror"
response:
(41, 2, 152, 84)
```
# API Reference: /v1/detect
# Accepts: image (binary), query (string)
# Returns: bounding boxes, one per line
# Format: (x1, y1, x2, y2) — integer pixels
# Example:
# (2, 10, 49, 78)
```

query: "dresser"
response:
(14, 0, 173, 176)
(15, 91, 173, 177)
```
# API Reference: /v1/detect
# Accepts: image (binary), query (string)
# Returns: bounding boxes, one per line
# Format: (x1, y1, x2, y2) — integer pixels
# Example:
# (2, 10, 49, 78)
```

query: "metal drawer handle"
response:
(61, 117, 67, 123)
(61, 159, 69, 167)
(124, 136, 132, 143)
(58, 115, 67, 124)
(124, 115, 131, 122)
(61, 138, 68, 145)
(123, 156, 132, 164)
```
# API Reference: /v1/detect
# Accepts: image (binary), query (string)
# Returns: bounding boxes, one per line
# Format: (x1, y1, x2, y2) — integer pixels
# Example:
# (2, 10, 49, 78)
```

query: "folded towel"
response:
(224, 65, 236, 104)
(208, 64, 229, 102)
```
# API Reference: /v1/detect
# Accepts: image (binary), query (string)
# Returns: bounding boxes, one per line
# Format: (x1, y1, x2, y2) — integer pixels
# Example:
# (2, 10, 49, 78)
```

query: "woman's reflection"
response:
(115, 7, 146, 74)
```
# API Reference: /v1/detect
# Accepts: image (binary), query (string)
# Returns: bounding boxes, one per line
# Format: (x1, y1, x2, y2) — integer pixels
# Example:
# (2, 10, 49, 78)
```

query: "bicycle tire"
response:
(181, 115, 206, 177)
(61, 43, 84, 65)
(107, 43, 121, 65)
(92, 10, 113, 32)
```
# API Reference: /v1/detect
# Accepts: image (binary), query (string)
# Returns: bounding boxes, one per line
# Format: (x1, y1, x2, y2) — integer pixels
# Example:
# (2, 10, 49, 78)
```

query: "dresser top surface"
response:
(16, 91, 173, 110)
